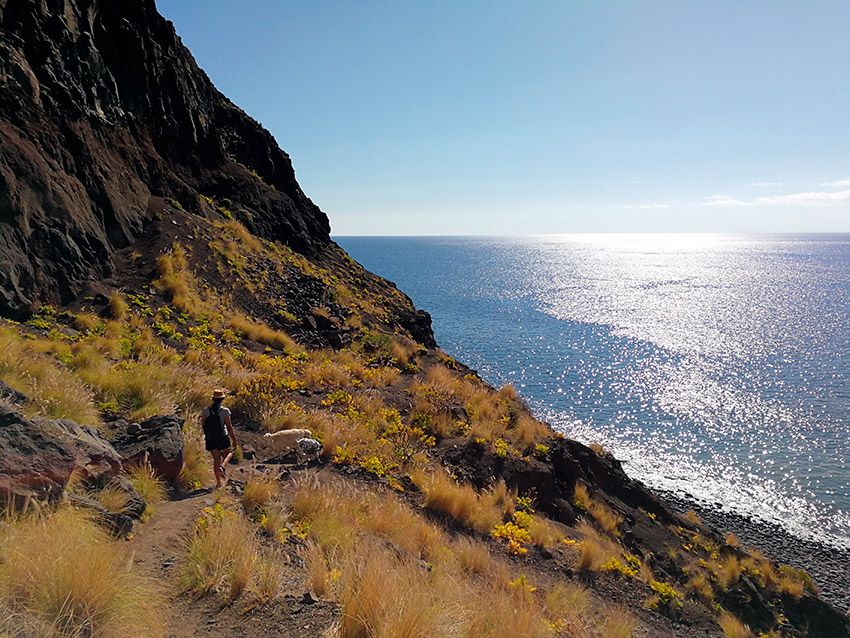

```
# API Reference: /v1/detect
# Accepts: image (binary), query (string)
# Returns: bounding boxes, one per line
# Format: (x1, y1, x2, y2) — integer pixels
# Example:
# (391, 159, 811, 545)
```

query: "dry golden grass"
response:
(725, 532, 741, 547)
(230, 314, 297, 352)
(599, 607, 637, 638)
(545, 581, 590, 620)
(453, 537, 494, 576)
(109, 291, 128, 319)
(363, 494, 444, 560)
(419, 471, 512, 534)
(589, 441, 607, 455)
(711, 554, 742, 589)
(686, 570, 715, 602)
(718, 612, 753, 638)
(528, 515, 564, 547)
(0, 326, 100, 425)
(574, 482, 623, 537)
(181, 505, 282, 604)
(0, 507, 166, 637)
(73, 312, 102, 333)
(512, 413, 552, 449)
(242, 474, 281, 512)
(254, 549, 285, 604)
(178, 422, 214, 490)
(683, 509, 703, 526)
(126, 461, 167, 514)
(337, 545, 449, 638)
(302, 541, 333, 597)
(95, 486, 130, 513)
(153, 244, 197, 313)
(361, 365, 401, 388)
(390, 335, 419, 363)
(463, 582, 551, 638)
(575, 522, 620, 572)
(302, 358, 353, 389)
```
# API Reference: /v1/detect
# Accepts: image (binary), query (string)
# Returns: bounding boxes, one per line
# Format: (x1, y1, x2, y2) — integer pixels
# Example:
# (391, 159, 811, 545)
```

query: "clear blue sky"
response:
(157, 1, 850, 235)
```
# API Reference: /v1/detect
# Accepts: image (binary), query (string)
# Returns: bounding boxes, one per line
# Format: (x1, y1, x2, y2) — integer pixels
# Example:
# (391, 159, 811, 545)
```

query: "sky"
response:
(157, 1, 850, 235)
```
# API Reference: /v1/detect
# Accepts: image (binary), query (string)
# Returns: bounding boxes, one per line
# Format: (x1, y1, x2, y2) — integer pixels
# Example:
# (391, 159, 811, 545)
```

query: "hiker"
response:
(201, 389, 238, 489)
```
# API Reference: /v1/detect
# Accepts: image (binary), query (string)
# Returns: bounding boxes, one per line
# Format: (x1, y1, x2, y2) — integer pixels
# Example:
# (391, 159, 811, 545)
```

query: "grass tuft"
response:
(0, 507, 166, 637)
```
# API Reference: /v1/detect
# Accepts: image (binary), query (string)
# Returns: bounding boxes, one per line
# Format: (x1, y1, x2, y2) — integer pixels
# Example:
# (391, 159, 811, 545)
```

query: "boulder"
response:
(0, 380, 27, 405)
(0, 406, 120, 501)
(87, 474, 147, 521)
(66, 492, 134, 538)
(111, 415, 184, 481)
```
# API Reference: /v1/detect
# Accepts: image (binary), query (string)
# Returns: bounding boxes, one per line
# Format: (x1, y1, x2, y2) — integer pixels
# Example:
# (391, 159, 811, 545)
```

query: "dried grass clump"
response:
(181, 505, 283, 604)
(711, 554, 742, 589)
(573, 482, 623, 536)
(463, 580, 551, 638)
(419, 471, 513, 534)
(302, 357, 353, 389)
(301, 541, 334, 597)
(230, 314, 297, 353)
(94, 486, 130, 513)
(109, 291, 128, 319)
(0, 326, 100, 426)
(242, 474, 281, 512)
(718, 612, 753, 638)
(337, 545, 452, 638)
(126, 461, 167, 515)
(545, 581, 591, 629)
(512, 413, 552, 449)
(599, 606, 636, 638)
(575, 522, 620, 572)
(453, 537, 494, 576)
(153, 243, 198, 313)
(0, 507, 166, 637)
(362, 493, 444, 560)
(178, 422, 214, 490)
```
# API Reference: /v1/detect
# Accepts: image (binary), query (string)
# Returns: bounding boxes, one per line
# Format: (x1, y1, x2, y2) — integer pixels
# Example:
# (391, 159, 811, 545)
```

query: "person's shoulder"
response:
(220, 406, 232, 415)
(202, 406, 210, 416)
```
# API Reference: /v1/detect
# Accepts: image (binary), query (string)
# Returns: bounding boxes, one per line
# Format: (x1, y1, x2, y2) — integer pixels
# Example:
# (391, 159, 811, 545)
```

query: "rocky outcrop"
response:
(0, 0, 331, 315)
(0, 406, 186, 503)
(0, 406, 119, 499)
(111, 414, 184, 481)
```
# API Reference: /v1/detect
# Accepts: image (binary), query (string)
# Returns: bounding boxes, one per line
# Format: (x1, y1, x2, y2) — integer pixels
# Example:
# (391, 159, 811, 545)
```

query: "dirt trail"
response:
(125, 488, 214, 637)
(124, 462, 339, 638)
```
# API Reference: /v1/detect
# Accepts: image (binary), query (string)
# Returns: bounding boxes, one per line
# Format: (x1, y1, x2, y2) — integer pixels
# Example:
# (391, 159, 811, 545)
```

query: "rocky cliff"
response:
(0, 0, 330, 315)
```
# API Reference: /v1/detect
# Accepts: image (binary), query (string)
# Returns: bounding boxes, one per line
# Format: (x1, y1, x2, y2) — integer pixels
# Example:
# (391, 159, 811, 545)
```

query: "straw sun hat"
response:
(211, 389, 228, 400)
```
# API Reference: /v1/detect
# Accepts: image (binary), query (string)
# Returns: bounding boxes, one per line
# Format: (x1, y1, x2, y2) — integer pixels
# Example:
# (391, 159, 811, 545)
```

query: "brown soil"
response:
(124, 465, 339, 638)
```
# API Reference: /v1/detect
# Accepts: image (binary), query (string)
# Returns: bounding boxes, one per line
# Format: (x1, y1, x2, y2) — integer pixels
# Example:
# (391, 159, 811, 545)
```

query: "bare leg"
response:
(221, 449, 234, 468)
(211, 449, 224, 488)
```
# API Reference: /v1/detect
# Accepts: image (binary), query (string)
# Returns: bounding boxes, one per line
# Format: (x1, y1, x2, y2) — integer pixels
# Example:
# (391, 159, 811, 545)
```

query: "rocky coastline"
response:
(663, 490, 850, 612)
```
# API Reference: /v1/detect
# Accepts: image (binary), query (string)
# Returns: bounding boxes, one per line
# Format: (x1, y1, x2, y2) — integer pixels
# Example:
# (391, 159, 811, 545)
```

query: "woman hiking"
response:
(201, 389, 238, 489)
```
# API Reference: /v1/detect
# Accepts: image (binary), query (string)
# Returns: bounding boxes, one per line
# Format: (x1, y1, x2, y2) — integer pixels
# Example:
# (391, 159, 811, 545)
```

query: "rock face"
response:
(0, 406, 120, 499)
(111, 414, 184, 481)
(0, 0, 331, 315)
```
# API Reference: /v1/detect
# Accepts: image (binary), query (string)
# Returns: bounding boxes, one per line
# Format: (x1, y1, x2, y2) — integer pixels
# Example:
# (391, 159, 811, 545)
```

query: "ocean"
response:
(337, 234, 850, 551)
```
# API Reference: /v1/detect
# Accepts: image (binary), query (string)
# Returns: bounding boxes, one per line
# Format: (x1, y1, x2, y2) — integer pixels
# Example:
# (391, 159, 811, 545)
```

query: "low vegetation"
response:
(0, 217, 824, 638)
(0, 507, 166, 637)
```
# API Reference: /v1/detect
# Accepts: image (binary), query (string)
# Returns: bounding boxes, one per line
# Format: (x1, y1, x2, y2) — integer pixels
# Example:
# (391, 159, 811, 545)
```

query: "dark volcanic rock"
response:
(0, 405, 120, 499)
(67, 492, 133, 537)
(0, 380, 27, 404)
(0, 0, 331, 315)
(111, 414, 184, 481)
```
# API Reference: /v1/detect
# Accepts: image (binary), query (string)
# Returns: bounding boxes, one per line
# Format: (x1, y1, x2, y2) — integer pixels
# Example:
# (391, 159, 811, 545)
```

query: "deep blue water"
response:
(337, 234, 850, 549)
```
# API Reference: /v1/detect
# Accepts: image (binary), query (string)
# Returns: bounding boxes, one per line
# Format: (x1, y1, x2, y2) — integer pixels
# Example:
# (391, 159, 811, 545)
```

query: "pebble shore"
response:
(660, 491, 850, 612)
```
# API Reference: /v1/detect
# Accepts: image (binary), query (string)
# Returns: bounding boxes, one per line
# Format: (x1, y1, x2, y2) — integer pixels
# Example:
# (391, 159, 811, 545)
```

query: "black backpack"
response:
(203, 404, 226, 440)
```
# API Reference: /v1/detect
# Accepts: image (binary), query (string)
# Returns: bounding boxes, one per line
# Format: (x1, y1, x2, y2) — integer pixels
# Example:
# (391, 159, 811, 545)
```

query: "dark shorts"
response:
(205, 436, 231, 452)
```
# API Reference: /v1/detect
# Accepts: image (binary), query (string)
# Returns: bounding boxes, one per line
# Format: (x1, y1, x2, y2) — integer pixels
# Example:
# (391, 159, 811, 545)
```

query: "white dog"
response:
(295, 437, 323, 465)
(263, 428, 312, 456)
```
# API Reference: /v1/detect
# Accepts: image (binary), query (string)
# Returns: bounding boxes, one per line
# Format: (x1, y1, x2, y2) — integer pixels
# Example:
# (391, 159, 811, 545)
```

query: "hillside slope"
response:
(0, 2, 847, 638)
(0, 0, 329, 315)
